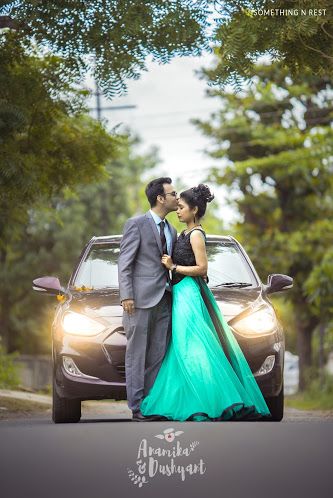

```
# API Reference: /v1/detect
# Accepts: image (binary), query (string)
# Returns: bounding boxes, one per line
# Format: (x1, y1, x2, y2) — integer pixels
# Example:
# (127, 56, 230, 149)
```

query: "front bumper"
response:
(54, 364, 126, 401)
(53, 327, 127, 401)
(253, 350, 284, 397)
(53, 321, 284, 401)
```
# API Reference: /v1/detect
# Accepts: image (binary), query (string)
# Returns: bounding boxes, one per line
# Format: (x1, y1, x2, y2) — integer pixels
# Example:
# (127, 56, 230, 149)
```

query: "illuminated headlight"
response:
(62, 311, 105, 336)
(232, 307, 277, 336)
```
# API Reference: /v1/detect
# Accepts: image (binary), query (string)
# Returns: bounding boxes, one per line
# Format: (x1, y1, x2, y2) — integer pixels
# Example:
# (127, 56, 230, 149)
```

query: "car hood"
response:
(211, 287, 266, 322)
(67, 287, 266, 325)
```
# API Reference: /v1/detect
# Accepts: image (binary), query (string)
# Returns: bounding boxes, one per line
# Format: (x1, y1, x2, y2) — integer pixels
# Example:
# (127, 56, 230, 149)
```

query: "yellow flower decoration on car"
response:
(56, 294, 66, 302)
(74, 285, 94, 291)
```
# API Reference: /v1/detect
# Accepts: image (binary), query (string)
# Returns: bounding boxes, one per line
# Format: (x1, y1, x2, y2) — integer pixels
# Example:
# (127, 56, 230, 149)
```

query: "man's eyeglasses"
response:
(163, 191, 177, 197)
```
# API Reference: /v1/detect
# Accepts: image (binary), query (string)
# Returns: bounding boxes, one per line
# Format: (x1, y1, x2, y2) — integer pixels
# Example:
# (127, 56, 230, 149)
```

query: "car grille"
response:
(115, 364, 126, 379)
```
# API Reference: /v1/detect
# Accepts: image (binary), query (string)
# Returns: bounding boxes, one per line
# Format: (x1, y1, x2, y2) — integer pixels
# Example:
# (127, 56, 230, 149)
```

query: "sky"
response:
(86, 53, 240, 228)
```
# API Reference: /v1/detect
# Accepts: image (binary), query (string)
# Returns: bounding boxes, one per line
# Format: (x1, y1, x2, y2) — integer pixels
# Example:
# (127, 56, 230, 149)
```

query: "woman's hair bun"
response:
(192, 184, 214, 203)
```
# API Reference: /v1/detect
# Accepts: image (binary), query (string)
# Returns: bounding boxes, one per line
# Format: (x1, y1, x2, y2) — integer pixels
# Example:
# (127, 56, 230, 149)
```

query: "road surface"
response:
(1, 398, 332, 498)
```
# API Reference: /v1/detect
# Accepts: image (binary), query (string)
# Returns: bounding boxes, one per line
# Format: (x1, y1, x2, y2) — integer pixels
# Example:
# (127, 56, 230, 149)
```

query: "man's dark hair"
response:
(145, 177, 172, 207)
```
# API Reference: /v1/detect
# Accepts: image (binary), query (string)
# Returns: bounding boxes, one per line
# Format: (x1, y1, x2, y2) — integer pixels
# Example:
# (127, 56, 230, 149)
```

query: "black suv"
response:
(33, 234, 293, 423)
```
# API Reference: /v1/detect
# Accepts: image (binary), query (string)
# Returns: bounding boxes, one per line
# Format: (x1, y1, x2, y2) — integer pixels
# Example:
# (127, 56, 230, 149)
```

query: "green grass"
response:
(285, 394, 333, 411)
(0, 343, 21, 389)
(285, 370, 333, 411)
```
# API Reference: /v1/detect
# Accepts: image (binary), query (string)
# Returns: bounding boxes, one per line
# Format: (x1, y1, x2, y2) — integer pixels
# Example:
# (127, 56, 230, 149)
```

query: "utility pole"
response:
(92, 82, 136, 122)
(0, 15, 18, 29)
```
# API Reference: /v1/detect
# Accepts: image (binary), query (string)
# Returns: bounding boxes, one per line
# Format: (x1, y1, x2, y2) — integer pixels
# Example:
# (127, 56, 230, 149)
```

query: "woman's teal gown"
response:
(140, 229, 271, 421)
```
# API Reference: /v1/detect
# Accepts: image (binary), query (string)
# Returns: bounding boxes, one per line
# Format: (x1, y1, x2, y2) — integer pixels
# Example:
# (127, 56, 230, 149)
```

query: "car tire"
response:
(52, 377, 81, 423)
(264, 381, 284, 421)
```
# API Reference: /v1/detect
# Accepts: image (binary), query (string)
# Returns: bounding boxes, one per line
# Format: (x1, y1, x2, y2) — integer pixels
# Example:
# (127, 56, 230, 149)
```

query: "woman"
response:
(140, 184, 271, 421)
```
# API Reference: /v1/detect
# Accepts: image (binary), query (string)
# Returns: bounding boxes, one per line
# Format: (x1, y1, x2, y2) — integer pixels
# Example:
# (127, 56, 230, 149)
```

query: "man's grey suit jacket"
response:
(118, 211, 178, 308)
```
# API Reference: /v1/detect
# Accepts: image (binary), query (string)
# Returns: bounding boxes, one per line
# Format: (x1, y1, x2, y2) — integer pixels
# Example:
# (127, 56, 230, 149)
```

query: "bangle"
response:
(171, 264, 177, 273)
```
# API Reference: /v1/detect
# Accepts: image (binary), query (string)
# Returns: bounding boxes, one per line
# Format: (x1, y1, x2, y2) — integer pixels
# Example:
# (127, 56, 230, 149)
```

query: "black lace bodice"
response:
(172, 228, 206, 285)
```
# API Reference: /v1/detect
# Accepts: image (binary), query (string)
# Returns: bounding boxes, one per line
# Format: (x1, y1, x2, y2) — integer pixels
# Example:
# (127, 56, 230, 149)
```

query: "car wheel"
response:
(264, 381, 284, 421)
(52, 377, 81, 423)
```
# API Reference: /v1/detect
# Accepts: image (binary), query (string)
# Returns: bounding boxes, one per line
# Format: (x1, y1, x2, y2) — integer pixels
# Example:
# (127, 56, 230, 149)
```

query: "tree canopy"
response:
(202, 0, 333, 92)
(0, 0, 211, 97)
(0, 33, 124, 242)
(2, 1, 333, 96)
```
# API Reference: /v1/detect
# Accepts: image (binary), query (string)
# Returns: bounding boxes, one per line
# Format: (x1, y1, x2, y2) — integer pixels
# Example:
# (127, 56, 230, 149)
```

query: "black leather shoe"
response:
(132, 410, 166, 422)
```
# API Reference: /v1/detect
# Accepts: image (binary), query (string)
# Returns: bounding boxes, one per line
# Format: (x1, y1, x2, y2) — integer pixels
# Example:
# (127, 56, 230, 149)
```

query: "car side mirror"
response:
(265, 274, 293, 294)
(32, 276, 67, 297)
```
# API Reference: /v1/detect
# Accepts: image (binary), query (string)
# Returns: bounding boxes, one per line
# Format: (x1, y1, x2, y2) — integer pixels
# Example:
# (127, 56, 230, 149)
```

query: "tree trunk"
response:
(0, 291, 11, 353)
(295, 308, 318, 391)
(318, 321, 326, 389)
(0, 243, 16, 354)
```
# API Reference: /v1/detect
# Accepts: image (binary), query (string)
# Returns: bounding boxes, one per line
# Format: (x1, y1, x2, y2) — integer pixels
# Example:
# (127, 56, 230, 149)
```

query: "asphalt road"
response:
(0, 401, 332, 498)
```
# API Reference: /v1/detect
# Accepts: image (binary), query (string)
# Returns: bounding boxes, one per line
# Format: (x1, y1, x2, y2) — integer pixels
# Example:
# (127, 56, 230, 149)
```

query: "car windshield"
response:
(71, 241, 258, 290)
(206, 242, 257, 287)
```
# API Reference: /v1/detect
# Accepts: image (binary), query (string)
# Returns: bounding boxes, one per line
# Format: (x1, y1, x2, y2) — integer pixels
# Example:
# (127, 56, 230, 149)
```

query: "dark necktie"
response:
(159, 220, 171, 286)
(159, 220, 168, 254)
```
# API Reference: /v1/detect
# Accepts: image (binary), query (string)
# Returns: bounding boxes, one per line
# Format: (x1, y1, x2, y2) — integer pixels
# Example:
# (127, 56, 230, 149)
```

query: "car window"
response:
(71, 241, 257, 289)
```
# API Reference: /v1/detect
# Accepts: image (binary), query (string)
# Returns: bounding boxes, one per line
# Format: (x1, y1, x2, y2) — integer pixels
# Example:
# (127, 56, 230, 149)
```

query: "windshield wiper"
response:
(214, 282, 252, 288)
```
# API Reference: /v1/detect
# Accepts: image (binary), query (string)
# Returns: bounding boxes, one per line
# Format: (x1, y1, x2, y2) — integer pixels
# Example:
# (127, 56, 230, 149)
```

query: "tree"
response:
(202, 0, 333, 92)
(0, 33, 125, 352)
(0, 0, 211, 97)
(0, 33, 123, 234)
(193, 61, 333, 390)
(2, 1, 333, 96)
(304, 248, 333, 386)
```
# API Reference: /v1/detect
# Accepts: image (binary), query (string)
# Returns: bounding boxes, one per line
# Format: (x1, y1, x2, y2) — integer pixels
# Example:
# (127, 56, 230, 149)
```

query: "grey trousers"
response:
(122, 290, 172, 413)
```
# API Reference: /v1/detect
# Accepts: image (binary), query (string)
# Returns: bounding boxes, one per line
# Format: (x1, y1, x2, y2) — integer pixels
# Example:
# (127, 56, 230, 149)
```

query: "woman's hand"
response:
(161, 254, 174, 270)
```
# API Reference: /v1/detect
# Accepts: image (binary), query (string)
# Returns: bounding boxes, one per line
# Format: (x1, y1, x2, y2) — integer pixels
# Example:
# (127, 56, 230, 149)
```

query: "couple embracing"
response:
(118, 177, 271, 422)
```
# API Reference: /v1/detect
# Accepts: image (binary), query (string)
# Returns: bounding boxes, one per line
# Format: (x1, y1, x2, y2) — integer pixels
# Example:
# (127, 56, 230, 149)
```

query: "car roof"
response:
(89, 234, 236, 243)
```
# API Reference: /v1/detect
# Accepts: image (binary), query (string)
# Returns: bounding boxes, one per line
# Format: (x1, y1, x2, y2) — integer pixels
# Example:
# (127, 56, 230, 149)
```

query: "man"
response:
(118, 177, 178, 421)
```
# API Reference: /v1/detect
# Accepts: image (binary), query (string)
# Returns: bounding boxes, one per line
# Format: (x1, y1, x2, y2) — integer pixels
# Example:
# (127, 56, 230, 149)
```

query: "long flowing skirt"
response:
(140, 276, 272, 421)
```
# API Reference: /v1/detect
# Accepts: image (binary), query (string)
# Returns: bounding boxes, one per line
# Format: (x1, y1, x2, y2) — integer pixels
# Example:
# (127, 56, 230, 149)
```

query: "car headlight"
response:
(62, 311, 106, 336)
(232, 307, 277, 336)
